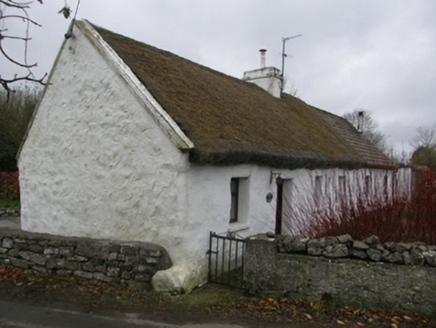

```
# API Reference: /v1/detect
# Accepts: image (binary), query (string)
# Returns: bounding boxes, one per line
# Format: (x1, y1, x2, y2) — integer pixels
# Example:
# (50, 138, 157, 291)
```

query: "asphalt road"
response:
(0, 299, 244, 328)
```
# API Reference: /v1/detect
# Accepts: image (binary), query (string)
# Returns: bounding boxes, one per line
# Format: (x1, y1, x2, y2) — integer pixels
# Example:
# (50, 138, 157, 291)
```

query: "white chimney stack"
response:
(242, 49, 282, 98)
(260, 49, 267, 68)
(357, 111, 364, 134)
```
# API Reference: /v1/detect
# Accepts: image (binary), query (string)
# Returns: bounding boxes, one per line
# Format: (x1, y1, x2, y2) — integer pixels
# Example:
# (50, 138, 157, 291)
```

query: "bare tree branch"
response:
(0, 14, 42, 26)
(411, 125, 436, 150)
(0, 39, 37, 67)
(0, 0, 77, 94)
(0, 1, 32, 10)
(343, 109, 387, 152)
(0, 0, 43, 93)
(0, 72, 46, 100)
(1, 35, 32, 41)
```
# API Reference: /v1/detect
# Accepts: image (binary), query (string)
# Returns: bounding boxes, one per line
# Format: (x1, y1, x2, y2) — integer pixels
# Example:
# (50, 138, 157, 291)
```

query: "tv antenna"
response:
(281, 34, 302, 94)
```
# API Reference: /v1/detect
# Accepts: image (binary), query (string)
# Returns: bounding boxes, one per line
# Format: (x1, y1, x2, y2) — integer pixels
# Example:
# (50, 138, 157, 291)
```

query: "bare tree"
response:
(343, 109, 387, 152)
(411, 125, 435, 150)
(0, 0, 73, 97)
(410, 125, 436, 168)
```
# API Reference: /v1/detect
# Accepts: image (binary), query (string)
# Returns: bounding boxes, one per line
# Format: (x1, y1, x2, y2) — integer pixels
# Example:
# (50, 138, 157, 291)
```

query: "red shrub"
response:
(0, 171, 20, 201)
(288, 171, 436, 244)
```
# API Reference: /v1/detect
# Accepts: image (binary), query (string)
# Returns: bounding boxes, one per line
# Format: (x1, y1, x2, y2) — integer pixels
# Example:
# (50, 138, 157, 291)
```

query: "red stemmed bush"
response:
(0, 171, 20, 202)
(286, 170, 436, 244)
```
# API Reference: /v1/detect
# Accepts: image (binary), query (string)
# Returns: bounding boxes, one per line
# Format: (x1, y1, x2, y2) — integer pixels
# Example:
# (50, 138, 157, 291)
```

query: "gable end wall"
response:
(18, 25, 189, 260)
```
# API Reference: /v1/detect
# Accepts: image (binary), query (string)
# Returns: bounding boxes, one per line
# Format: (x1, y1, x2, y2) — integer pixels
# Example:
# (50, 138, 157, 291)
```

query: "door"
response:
(275, 178, 293, 235)
(275, 177, 283, 235)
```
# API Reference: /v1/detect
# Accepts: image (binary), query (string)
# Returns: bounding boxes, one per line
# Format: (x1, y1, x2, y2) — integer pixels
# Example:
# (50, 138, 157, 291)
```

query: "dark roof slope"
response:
(91, 23, 391, 169)
(312, 107, 392, 168)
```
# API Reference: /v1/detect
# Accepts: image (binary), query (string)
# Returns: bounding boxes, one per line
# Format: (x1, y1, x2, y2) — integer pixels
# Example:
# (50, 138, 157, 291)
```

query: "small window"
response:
(338, 176, 345, 195)
(383, 174, 388, 199)
(365, 175, 371, 197)
(338, 175, 347, 199)
(314, 176, 322, 207)
(229, 178, 239, 223)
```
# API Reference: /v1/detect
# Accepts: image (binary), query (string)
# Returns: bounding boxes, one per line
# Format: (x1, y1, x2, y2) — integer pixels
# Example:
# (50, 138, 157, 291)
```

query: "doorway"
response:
(275, 178, 293, 235)
(275, 177, 283, 235)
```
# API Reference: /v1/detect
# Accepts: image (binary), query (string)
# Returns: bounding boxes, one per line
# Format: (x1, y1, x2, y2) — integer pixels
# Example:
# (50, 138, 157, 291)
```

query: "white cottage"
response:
(17, 20, 402, 292)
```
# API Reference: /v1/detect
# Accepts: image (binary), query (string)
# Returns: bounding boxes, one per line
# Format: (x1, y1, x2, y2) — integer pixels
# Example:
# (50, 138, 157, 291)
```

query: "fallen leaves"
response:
(245, 295, 434, 326)
(0, 265, 141, 304)
(0, 267, 434, 326)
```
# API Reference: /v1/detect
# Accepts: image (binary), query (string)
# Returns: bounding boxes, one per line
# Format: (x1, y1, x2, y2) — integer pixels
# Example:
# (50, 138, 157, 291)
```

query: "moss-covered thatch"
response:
(93, 24, 392, 169)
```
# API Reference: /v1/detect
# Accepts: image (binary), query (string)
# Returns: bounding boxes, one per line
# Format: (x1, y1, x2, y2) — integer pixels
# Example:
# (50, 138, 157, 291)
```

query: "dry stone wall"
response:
(0, 229, 172, 289)
(0, 206, 20, 217)
(244, 234, 436, 317)
(275, 233, 436, 266)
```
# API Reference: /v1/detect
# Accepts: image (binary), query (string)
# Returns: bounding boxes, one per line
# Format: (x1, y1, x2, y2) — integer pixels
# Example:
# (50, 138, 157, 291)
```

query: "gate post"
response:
(244, 234, 277, 294)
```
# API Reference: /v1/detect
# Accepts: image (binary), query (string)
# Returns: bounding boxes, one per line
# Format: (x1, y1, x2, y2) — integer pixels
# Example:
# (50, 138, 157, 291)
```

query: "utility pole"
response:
(281, 34, 302, 94)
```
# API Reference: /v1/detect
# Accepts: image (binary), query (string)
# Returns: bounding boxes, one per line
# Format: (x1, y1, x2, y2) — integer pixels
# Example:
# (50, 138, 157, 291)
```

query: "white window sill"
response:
(228, 222, 249, 233)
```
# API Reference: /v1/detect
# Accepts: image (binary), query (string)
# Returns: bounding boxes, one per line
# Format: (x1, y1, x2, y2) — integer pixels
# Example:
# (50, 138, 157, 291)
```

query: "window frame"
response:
(229, 178, 239, 223)
(338, 175, 346, 197)
(314, 176, 322, 207)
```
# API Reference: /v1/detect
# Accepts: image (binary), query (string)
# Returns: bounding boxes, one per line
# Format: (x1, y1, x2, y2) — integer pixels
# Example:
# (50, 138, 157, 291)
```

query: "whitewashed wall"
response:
(179, 165, 412, 289)
(185, 166, 413, 243)
(18, 26, 192, 284)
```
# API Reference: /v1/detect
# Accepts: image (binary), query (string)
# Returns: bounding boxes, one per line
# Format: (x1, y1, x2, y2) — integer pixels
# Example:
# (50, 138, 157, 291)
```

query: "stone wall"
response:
(0, 229, 172, 290)
(244, 234, 436, 316)
(276, 234, 436, 266)
(0, 206, 20, 217)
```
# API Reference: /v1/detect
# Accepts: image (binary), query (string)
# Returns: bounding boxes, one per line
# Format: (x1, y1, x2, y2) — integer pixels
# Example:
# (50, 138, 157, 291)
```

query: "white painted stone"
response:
(152, 264, 202, 293)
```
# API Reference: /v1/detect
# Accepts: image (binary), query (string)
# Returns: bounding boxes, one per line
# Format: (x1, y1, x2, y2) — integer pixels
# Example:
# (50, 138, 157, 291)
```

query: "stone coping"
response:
(260, 233, 436, 267)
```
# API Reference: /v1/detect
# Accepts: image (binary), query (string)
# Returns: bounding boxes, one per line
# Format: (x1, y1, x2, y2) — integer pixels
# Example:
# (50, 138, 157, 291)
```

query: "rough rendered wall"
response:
(179, 165, 411, 285)
(18, 26, 189, 265)
(191, 166, 406, 239)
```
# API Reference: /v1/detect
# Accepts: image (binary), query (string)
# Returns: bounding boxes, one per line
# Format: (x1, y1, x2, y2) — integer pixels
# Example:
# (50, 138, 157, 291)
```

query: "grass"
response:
(0, 199, 20, 208)
(171, 283, 244, 308)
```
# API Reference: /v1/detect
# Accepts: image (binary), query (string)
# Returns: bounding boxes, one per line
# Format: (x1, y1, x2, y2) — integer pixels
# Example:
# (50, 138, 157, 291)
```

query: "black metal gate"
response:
(208, 231, 245, 288)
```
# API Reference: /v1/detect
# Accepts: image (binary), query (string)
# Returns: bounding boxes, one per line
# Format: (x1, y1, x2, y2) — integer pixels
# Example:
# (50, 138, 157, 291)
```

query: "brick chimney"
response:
(242, 49, 282, 98)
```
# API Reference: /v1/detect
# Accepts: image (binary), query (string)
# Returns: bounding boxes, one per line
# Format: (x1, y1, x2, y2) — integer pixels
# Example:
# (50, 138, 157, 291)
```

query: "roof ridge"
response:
(89, 21, 267, 95)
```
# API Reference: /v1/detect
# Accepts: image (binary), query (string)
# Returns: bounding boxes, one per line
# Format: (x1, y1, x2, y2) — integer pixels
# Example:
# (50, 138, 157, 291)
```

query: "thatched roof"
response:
(312, 107, 392, 168)
(91, 23, 392, 169)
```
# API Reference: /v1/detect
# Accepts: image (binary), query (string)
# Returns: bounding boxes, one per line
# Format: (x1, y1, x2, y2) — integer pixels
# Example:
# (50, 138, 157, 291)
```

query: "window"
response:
(314, 176, 322, 207)
(229, 178, 239, 223)
(338, 176, 345, 195)
(229, 177, 249, 225)
(383, 174, 389, 199)
(365, 175, 371, 198)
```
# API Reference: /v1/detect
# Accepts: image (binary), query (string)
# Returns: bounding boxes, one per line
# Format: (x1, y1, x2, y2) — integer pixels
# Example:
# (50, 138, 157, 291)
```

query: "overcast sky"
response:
(2, 0, 435, 156)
